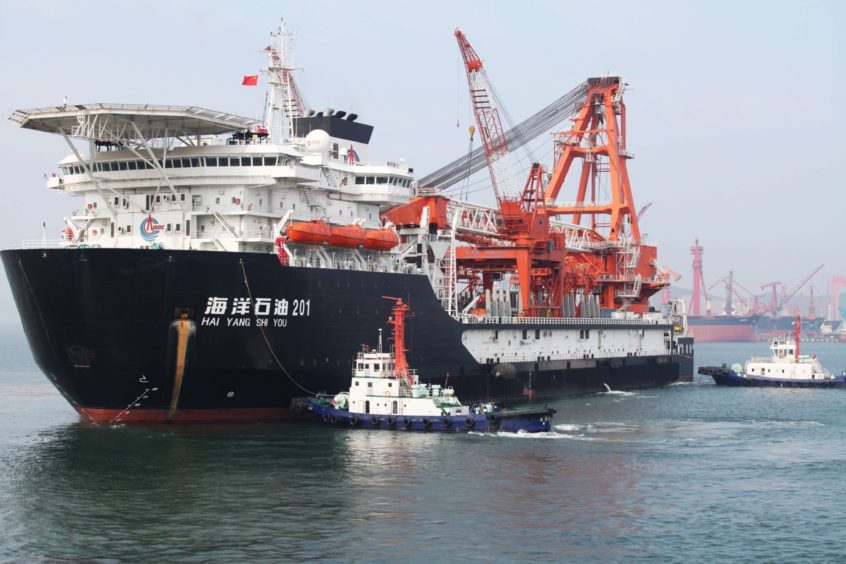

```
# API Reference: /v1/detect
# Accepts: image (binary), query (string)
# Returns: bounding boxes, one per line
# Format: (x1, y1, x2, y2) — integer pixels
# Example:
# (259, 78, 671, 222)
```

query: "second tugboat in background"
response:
(292, 298, 556, 432)
(699, 316, 846, 388)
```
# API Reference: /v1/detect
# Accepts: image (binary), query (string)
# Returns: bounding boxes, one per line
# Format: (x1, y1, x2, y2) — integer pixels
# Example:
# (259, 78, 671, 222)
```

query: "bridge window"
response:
(206, 157, 217, 167)
(377, 177, 388, 184)
(263, 156, 277, 166)
(230, 158, 240, 166)
(241, 157, 251, 166)
(190, 158, 199, 167)
(355, 177, 365, 185)
(365, 176, 375, 185)
(218, 158, 228, 167)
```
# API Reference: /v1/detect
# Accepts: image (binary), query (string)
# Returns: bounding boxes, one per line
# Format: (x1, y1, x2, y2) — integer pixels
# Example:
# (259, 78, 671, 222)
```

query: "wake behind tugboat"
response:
(292, 297, 556, 433)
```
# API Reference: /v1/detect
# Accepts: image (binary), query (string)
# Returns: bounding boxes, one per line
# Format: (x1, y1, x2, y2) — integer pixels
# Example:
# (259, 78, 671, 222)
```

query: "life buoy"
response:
(349, 416, 360, 426)
(370, 416, 380, 426)
(464, 417, 475, 429)
(422, 418, 432, 429)
(402, 418, 412, 429)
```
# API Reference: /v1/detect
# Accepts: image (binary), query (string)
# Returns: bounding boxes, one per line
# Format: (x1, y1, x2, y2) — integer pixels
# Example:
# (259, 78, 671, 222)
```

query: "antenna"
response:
(263, 18, 309, 143)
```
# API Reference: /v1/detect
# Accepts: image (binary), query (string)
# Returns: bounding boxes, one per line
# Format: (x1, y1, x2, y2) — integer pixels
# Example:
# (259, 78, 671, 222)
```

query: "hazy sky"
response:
(1, 0, 844, 323)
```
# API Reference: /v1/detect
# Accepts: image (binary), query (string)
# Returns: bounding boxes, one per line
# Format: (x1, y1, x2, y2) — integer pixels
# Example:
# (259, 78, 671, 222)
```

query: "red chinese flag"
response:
(242, 75, 259, 86)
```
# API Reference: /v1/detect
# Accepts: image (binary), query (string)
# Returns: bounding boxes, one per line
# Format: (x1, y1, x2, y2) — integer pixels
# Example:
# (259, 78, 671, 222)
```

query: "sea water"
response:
(2, 325, 845, 562)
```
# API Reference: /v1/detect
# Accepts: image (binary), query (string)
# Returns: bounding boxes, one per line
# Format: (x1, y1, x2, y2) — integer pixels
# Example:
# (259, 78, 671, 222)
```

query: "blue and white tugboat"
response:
(292, 297, 556, 432)
(699, 316, 846, 388)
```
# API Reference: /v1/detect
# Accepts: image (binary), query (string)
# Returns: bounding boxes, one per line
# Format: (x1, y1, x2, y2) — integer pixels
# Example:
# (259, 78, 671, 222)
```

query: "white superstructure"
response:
(336, 349, 471, 418)
(12, 103, 413, 256)
(740, 337, 834, 381)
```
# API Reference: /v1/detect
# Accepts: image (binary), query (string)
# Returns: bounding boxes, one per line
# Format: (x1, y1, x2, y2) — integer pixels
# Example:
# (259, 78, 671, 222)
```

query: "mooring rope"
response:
(239, 258, 318, 396)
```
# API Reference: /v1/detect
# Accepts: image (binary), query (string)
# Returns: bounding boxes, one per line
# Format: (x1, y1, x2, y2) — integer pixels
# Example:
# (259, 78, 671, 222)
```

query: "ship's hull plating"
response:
(2, 248, 692, 423)
(687, 316, 759, 343)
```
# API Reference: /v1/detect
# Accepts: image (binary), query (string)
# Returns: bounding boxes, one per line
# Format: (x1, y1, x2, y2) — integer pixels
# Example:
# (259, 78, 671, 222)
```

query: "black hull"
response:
(2, 248, 693, 422)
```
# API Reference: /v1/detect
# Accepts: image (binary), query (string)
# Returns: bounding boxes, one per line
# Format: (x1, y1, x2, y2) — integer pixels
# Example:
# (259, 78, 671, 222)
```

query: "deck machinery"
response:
(386, 30, 667, 319)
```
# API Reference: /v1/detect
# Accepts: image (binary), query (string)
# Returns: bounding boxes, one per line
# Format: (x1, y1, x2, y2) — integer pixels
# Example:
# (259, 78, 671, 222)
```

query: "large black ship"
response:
(3, 248, 691, 423)
(2, 21, 692, 423)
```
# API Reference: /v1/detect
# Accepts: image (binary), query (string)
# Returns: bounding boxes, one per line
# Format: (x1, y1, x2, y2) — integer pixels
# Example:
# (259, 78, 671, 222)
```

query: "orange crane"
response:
(543, 77, 640, 243)
(386, 30, 666, 316)
(454, 28, 512, 205)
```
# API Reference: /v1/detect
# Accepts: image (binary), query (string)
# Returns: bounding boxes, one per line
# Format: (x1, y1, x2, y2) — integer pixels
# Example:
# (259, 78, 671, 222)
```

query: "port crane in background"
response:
(760, 264, 824, 316)
(831, 276, 846, 321)
(709, 272, 763, 315)
(807, 285, 817, 320)
(689, 238, 710, 316)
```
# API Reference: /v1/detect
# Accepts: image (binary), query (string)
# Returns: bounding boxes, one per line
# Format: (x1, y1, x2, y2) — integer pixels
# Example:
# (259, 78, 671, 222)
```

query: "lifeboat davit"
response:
(285, 220, 331, 245)
(364, 227, 399, 251)
(329, 224, 367, 248)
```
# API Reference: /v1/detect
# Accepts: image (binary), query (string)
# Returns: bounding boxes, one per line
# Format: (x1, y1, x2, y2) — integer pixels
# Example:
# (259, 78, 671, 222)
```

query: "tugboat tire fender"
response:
(370, 416, 380, 426)
(443, 417, 452, 428)
(387, 417, 397, 427)
(329, 415, 339, 424)
(402, 418, 412, 429)
(464, 417, 475, 429)
(422, 418, 432, 429)
(349, 416, 360, 426)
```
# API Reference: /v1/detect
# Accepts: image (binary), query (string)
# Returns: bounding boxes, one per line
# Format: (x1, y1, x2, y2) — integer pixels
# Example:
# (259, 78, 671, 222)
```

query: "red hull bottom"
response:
(75, 406, 296, 424)
(688, 325, 759, 343)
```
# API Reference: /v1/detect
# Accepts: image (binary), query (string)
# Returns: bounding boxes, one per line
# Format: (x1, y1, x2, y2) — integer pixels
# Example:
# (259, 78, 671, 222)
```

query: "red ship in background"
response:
(686, 239, 759, 342)
(685, 238, 827, 342)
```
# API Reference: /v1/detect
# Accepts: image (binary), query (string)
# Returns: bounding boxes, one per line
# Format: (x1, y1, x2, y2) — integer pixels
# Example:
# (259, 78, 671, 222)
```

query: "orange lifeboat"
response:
(364, 227, 399, 251)
(328, 224, 367, 248)
(285, 220, 331, 245)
